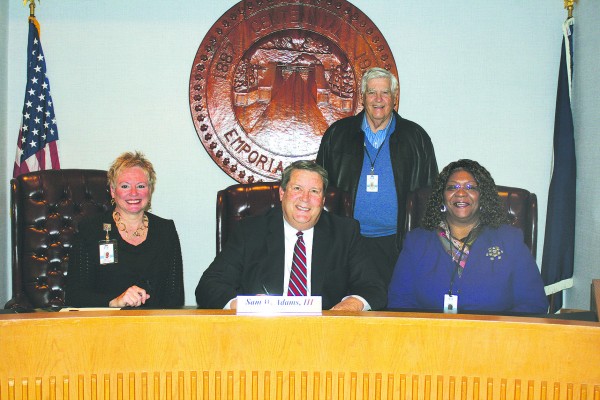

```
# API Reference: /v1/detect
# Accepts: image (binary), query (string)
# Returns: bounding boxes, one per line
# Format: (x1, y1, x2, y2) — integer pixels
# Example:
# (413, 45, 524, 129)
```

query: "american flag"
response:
(13, 17, 60, 178)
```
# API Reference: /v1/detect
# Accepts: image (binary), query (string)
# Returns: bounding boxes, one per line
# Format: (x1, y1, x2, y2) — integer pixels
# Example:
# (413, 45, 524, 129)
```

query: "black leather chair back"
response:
(6, 169, 111, 309)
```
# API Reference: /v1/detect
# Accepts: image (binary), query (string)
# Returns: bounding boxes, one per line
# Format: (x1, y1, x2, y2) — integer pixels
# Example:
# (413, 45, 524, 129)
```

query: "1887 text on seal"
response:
(189, 0, 397, 183)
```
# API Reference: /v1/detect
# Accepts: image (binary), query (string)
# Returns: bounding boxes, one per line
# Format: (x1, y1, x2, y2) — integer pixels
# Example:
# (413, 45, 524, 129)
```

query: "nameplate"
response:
(236, 296, 322, 315)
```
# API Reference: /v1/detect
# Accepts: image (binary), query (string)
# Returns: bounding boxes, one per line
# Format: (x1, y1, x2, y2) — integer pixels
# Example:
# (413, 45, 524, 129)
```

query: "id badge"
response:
(443, 294, 458, 314)
(99, 239, 118, 265)
(366, 174, 379, 192)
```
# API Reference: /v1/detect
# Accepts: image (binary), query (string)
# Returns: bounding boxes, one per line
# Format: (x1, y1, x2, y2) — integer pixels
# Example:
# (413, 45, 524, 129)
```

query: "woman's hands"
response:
(109, 285, 150, 308)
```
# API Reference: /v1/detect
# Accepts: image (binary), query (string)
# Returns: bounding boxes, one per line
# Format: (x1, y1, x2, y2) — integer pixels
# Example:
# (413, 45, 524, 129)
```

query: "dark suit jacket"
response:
(196, 208, 387, 310)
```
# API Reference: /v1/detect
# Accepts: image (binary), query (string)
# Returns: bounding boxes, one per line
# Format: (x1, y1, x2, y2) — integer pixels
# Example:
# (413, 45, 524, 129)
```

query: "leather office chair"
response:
(405, 185, 538, 257)
(6, 169, 111, 309)
(216, 182, 353, 254)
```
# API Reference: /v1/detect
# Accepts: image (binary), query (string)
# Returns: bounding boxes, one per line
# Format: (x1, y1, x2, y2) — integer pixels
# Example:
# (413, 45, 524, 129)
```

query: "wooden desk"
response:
(1, 310, 599, 399)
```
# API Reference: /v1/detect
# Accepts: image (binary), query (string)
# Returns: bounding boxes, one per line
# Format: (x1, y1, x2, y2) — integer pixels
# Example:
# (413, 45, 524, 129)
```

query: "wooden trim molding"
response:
(593, 279, 600, 321)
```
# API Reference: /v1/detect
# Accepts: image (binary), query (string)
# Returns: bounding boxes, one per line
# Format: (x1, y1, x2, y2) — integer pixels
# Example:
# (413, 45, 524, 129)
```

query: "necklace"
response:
(112, 211, 149, 238)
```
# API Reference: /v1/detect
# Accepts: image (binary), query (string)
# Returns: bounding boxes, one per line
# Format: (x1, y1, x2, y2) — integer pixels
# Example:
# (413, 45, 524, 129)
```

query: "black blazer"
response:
(196, 208, 387, 310)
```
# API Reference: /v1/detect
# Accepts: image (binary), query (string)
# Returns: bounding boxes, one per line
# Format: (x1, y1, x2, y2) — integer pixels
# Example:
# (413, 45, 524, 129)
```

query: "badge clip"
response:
(99, 223, 118, 265)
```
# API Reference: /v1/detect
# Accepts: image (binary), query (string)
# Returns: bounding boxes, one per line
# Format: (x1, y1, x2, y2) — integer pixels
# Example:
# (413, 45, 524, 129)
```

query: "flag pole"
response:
(24, 1, 41, 37)
(564, 0, 576, 19)
(24, 0, 39, 17)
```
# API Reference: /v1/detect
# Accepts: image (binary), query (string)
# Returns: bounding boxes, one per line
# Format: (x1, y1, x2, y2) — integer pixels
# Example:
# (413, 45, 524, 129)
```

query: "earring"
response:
(440, 204, 447, 212)
(110, 198, 115, 206)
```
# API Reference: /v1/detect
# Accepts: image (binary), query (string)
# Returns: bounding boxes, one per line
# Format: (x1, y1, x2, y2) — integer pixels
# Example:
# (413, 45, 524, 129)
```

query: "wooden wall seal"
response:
(189, 0, 397, 183)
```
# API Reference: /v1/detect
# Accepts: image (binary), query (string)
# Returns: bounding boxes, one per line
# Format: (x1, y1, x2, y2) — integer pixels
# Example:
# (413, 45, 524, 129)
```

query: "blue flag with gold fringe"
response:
(541, 18, 575, 313)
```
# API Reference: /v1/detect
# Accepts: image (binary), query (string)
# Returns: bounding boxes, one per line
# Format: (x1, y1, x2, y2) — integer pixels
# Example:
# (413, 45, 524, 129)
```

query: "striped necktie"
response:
(287, 231, 307, 296)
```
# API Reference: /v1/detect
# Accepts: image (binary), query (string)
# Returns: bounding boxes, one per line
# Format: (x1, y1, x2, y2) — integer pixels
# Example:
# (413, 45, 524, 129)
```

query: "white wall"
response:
(570, 2, 600, 310)
(3, 1, 592, 308)
(1, 1, 9, 304)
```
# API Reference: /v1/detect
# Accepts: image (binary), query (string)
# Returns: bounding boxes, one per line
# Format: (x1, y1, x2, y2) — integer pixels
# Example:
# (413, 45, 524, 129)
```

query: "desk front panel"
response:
(1, 310, 599, 399)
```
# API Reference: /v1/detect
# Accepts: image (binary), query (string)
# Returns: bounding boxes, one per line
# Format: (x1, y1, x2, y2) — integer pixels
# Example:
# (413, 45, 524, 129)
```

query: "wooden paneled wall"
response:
(1, 310, 599, 399)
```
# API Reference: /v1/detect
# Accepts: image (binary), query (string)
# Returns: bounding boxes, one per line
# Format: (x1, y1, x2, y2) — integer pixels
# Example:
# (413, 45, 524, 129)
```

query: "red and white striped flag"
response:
(13, 16, 60, 178)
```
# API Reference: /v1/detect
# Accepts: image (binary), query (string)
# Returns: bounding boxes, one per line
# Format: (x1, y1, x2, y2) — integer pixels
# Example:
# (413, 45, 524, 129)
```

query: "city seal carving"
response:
(189, 0, 397, 183)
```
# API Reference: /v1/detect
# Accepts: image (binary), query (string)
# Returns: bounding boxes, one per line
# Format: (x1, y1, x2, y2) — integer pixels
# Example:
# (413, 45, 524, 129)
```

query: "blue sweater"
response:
(355, 136, 398, 237)
(388, 225, 548, 313)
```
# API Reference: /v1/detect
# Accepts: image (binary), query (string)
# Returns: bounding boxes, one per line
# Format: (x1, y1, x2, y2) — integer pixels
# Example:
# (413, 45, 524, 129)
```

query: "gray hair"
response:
(360, 67, 399, 98)
(281, 160, 329, 192)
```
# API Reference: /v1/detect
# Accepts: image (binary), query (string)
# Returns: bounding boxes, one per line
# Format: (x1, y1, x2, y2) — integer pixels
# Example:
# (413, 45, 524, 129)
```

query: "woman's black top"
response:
(66, 210, 184, 308)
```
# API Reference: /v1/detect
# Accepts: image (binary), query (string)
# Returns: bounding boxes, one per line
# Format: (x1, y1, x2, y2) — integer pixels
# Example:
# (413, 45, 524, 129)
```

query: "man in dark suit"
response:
(196, 160, 387, 311)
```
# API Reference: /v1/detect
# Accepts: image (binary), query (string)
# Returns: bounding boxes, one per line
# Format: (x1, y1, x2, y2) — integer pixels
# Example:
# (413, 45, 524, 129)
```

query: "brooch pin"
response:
(486, 246, 503, 260)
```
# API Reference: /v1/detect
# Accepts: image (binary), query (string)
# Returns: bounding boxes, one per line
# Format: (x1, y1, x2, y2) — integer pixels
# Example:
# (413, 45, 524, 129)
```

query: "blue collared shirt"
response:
(362, 114, 394, 149)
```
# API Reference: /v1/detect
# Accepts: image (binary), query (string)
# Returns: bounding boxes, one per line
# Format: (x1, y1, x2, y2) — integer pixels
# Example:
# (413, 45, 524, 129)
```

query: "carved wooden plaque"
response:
(189, 0, 397, 183)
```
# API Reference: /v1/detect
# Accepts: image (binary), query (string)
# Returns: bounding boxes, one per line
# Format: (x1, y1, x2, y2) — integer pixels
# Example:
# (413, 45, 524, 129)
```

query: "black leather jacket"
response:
(316, 110, 438, 250)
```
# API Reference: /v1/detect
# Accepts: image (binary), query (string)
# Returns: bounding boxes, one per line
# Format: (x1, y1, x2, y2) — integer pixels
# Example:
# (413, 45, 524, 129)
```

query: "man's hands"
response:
(330, 296, 364, 311)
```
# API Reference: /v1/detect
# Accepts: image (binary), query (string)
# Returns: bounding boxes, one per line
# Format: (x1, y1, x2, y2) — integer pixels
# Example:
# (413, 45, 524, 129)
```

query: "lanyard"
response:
(363, 133, 389, 173)
(447, 229, 475, 295)
(363, 117, 392, 173)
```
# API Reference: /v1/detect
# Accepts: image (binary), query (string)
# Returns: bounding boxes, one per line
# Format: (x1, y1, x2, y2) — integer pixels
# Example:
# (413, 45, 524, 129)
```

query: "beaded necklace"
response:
(112, 211, 149, 238)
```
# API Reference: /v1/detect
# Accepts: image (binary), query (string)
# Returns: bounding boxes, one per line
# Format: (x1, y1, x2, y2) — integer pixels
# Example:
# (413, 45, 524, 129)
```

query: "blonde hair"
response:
(107, 151, 156, 199)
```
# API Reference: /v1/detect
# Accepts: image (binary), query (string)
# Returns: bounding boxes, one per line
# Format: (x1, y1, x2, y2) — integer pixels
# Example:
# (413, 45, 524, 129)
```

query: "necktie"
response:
(287, 231, 307, 296)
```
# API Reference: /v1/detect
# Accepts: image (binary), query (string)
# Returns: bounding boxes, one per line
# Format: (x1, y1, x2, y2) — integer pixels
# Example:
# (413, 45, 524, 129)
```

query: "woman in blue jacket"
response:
(388, 159, 548, 314)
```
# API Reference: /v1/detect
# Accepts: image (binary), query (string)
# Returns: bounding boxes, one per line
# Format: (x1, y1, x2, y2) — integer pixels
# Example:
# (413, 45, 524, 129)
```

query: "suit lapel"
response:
(311, 212, 331, 293)
(261, 208, 286, 295)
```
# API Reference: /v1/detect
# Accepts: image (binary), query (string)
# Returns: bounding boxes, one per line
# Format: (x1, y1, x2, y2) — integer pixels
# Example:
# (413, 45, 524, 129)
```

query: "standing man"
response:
(196, 160, 387, 311)
(317, 67, 438, 285)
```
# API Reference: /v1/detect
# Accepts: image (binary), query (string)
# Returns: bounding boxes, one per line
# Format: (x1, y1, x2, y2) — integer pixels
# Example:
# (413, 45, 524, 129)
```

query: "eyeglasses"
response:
(445, 183, 479, 192)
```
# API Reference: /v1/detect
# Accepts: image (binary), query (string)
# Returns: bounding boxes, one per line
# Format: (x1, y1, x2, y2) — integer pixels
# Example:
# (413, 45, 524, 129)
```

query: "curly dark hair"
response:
(421, 159, 511, 230)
